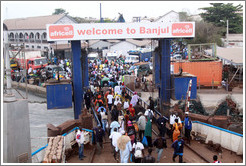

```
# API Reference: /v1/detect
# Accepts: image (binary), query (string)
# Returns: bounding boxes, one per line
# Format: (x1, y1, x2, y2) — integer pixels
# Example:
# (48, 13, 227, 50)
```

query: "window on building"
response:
(32, 45, 34, 48)
(26, 45, 29, 48)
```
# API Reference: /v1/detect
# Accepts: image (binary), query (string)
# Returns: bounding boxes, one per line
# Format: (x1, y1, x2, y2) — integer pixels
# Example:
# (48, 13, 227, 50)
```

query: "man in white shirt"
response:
(107, 92, 114, 112)
(109, 128, 122, 161)
(76, 128, 86, 160)
(114, 83, 121, 95)
(132, 138, 145, 163)
(28, 67, 33, 74)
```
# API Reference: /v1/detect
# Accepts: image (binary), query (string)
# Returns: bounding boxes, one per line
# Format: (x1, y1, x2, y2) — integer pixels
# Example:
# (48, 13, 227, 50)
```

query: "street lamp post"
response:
(226, 20, 229, 47)
(220, 19, 229, 47)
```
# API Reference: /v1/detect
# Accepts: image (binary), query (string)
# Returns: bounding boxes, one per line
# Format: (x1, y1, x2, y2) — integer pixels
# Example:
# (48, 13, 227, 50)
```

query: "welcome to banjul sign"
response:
(46, 22, 195, 41)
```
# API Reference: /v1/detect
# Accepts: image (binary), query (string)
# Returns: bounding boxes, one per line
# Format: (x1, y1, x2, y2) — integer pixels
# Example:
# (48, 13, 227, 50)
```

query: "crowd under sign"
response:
(46, 22, 195, 41)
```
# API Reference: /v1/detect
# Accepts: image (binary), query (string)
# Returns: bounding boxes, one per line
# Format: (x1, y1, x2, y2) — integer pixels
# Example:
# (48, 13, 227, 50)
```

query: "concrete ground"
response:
(12, 89, 74, 153)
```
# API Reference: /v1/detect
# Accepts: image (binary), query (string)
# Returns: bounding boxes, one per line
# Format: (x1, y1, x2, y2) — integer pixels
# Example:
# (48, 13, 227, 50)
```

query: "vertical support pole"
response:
(159, 39, 171, 110)
(71, 40, 83, 119)
(154, 49, 160, 87)
(81, 49, 89, 91)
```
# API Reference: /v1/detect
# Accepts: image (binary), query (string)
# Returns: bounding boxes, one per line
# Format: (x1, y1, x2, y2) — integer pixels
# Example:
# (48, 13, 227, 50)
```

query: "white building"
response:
(3, 14, 77, 58)
(154, 10, 180, 23)
(109, 39, 153, 56)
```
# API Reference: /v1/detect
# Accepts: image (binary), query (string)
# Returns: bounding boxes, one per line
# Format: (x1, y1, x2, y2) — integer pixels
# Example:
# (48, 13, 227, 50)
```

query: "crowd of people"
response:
(74, 57, 195, 163)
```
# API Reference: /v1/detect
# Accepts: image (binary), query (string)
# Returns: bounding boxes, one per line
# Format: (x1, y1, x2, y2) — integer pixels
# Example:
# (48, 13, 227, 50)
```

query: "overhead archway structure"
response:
(46, 22, 195, 119)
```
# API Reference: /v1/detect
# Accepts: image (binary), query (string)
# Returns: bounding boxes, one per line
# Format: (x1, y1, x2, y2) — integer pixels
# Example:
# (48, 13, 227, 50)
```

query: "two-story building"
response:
(3, 14, 77, 58)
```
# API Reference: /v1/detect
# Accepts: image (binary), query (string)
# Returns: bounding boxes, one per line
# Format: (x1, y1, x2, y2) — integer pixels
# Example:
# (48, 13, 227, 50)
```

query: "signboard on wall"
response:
(46, 22, 195, 41)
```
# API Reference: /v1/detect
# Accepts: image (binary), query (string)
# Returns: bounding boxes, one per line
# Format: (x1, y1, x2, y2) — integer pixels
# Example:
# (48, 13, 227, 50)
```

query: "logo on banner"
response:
(49, 25, 74, 39)
(171, 23, 193, 36)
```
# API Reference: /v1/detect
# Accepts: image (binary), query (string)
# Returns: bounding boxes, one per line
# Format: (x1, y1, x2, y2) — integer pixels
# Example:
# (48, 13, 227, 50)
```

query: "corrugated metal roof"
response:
(4, 14, 65, 30)
(206, 47, 243, 65)
(125, 39, 151, 47)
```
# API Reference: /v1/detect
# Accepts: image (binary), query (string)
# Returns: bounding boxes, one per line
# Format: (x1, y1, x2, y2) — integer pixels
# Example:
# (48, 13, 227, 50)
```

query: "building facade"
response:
(4, 14, 77, 58)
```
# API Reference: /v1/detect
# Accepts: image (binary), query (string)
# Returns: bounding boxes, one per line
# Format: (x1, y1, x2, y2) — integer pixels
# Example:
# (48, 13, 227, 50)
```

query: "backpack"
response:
(128, 127, 135, 136)
(148, 110, 153, 120)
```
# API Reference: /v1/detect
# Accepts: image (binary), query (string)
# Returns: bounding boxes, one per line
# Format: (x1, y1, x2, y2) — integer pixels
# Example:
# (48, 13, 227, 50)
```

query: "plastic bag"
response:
(142, 136, 148, 146)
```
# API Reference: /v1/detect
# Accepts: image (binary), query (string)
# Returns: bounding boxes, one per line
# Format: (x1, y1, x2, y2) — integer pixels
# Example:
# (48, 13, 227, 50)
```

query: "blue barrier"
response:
(31, 144, 48, 156)
(193, 121, 243, 137)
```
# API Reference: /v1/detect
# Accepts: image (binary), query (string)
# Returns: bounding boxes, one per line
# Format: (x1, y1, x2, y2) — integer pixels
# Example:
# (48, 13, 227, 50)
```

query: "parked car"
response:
(171, 54, 182, 61)
(128, 62, 151, 77)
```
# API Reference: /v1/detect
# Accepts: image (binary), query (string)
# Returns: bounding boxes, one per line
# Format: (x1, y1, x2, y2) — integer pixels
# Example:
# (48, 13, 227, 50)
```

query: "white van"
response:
(106, 52, 118, 61)
(125, 55, 139, 64)
(88, 52, 99, 63)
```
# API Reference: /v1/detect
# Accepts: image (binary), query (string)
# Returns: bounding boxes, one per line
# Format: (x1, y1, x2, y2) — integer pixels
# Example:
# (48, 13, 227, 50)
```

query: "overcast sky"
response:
(1, 1, 244, 22)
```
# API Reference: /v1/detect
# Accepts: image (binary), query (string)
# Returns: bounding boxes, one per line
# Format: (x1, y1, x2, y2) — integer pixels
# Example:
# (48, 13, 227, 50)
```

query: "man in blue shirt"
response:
(184, 112, 192, 145)
(171, 136, 184, 163)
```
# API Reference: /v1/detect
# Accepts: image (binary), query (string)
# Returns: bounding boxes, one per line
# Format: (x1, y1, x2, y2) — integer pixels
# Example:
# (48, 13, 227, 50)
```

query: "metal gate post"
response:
(81, 49, 89, 88)
(159, 39, 171, 108)
(71, 40, 83, 119)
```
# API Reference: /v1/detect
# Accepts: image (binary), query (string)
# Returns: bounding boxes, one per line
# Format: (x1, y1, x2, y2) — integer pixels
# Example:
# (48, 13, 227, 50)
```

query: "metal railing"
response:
(91, 103, 101, 127)
(124, 86, 162, 117)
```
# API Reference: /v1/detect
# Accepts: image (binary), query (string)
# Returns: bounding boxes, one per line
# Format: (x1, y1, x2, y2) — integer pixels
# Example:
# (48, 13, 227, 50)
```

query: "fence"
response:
(192, 121, 243, 155)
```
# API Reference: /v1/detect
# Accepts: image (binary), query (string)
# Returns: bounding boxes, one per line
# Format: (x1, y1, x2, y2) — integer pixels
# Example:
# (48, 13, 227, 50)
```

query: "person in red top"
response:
(128, 104, 135, 117)
(213, 155, 222, 163)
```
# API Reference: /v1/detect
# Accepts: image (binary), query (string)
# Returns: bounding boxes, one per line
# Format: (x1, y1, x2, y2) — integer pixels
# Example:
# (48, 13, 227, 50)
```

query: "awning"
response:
(206, 47, 243, 67)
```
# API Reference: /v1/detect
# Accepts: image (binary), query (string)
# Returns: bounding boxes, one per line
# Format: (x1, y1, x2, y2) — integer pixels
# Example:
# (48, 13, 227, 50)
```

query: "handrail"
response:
(91, 103, 101, 127)
(125, 86, 165, 118)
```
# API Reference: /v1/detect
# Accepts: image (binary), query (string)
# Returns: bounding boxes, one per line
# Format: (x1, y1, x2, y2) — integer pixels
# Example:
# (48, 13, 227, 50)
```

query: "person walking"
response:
(116, 135, 132, 163)
(93, 126, 105, 154)
(142, 148, 155, 163)
(149, 97, 155, 111)
(173, 118, 182, 142)
(137, 112, 146, 142)
(109, 128, 122, 161)
(153, 134, 167, 163)
(127, 120, 136, 145)
(184, 112, 192, 145)
(110, 120, 120, 135)
(144, 118, 152, 147)
(107, 91, 114, 112)
(100, 108, 108, 133)
(157, 115, 168, 137)
(171, 135, 184, 163)
(132, 138, 145, 163)
(130, 92, 139, 107)
(76, 128, 86, 160)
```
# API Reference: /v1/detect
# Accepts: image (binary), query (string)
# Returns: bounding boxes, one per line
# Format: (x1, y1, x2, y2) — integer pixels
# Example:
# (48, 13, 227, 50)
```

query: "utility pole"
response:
(100, 3, 102, 23)
(226, 19, 229, 47)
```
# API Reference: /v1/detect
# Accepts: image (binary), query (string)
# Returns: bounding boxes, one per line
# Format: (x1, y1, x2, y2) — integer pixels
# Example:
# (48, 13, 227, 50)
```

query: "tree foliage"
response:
(200, 3, 243, 34)
(184, 21, 223, 46)
(52, 8, 68, 15)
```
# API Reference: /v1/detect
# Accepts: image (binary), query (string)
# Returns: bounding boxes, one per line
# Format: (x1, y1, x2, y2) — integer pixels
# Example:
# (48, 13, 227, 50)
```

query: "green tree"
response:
(200, 3, 243, 34)
(184, 21, 223, 46)
(52, 8, 68, 15)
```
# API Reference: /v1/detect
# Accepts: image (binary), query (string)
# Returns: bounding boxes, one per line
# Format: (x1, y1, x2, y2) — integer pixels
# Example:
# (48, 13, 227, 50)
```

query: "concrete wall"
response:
(3, 99, 32, 163)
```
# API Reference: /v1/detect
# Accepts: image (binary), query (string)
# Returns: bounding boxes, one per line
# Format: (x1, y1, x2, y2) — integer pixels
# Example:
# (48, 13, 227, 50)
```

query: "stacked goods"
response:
(79, 112, 93, 130)
(43, 136, 64, 163)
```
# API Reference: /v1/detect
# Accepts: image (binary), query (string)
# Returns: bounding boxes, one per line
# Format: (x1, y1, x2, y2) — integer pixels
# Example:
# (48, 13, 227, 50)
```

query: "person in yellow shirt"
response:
(172, 118, 182, 142)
